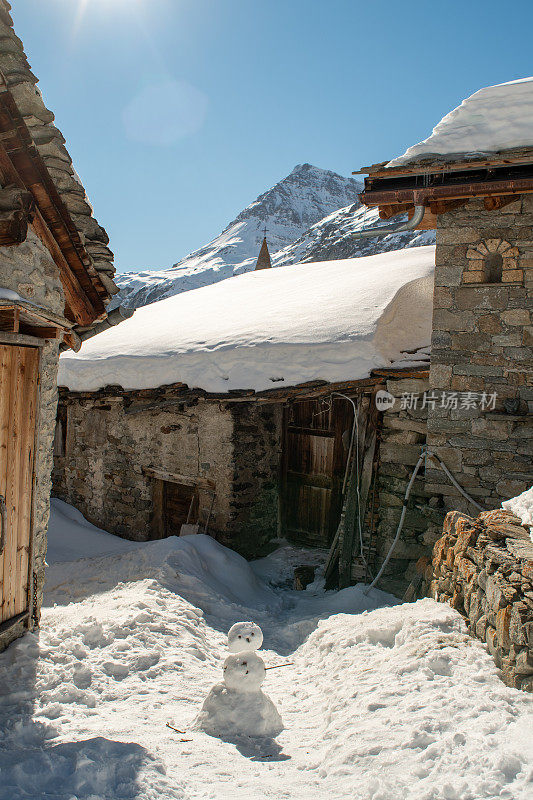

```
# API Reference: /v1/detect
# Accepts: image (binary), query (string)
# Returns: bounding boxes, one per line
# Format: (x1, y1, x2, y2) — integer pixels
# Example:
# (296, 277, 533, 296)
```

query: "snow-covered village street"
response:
(0, 501, 531, 800)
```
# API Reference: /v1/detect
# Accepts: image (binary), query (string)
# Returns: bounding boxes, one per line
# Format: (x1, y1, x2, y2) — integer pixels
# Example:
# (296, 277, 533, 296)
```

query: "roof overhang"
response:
(0, 74, 109, 327)
(356, 150, 533, 228)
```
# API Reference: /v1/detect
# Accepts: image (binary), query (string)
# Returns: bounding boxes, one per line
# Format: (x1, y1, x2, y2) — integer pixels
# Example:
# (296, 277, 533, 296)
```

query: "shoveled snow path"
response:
(0, 506, 531, 800)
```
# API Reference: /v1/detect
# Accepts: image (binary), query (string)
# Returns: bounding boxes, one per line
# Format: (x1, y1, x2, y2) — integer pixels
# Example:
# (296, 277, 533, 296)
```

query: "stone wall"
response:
(354, 377, 446, 597)
(226, 403, 282, 558)
(0, 236, 64, 650)
(427, 508, 533, 692)
(428, 196, 532, 514)
(53, 394, 283, 558)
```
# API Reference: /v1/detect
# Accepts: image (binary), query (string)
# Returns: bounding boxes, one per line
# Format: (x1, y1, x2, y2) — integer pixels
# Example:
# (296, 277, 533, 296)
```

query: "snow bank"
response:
(388, 77, 533, 166)
(0, 502, 531, 799)
(47, 498, 140, 563)
(59, 245, 435, 393)
(502, 486, 533, 540)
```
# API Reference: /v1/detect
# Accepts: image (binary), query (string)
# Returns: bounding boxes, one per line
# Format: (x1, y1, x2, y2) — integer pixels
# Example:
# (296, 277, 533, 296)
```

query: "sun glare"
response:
(73, 0, 144, 36)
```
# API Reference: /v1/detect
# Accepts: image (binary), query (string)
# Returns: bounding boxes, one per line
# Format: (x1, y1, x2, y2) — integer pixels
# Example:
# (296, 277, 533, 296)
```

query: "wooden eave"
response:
(360, 160, 533, 209)
(0, 297, 73, 341)
(0, 76, 108, 326)
(58, 365, 430, 406)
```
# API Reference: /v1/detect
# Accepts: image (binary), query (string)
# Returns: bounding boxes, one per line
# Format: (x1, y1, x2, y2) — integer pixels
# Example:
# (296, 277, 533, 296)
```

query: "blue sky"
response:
(12, 0, 533, 273)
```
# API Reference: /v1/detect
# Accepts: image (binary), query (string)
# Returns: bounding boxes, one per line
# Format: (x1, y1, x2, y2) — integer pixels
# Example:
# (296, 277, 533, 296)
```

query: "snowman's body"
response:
(194, 621, 284, 739)
(223, 652, 265, 692)
(195, 684, 283, 738)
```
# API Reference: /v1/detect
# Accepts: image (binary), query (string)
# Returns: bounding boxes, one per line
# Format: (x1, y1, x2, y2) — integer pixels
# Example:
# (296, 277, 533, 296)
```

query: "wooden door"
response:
(281, 398, 353, 548)
(0, 345, 39, 626)
(163, 481, 198, 535)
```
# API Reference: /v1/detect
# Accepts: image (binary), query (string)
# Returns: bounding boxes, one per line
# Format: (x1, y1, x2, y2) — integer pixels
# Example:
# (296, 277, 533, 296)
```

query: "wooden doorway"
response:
(152, 478, 199, 538)
(281, 397, 353, 548)
(0, 344, 39, 628)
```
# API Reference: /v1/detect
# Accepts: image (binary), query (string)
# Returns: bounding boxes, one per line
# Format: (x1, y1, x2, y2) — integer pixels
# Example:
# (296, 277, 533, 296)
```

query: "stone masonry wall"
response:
(0, 235, 64, 650)
(363, 377, 446, 598)
(426, 508, 533, 692)
(53, 396, 283, 559)
(53, 396, 235, 543)
(225, 402, 282, 558)
(428, 196, 532, 515)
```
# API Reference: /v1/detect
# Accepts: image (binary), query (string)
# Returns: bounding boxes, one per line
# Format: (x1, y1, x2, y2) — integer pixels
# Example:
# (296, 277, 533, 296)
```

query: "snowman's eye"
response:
(251, 632, 254, 636)
(238, 635, 241, 638)
(242, 661, 247, 666)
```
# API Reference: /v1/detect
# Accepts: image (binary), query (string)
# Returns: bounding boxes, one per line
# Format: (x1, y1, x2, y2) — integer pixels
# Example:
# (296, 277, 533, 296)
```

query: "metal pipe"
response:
(351, 204, 426, 239)
(79, 305, 134, 342)
(60, 305, 135, 352)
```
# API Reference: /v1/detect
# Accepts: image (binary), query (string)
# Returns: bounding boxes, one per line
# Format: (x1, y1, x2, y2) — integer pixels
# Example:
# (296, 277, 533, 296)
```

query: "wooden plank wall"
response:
(0, 344, 38, 624)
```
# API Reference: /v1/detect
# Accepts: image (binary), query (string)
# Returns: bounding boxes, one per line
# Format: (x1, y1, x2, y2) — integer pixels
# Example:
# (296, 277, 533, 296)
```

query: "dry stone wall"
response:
(427, 508, 533, 691)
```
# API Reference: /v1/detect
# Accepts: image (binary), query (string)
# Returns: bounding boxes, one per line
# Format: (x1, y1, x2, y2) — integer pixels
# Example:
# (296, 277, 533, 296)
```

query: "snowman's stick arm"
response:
(166, 722, 186, 734)
(264, 662, 294, 670)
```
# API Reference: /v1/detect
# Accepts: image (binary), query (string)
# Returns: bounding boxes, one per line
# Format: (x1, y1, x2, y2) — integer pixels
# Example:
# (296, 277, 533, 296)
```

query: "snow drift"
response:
(59, 245, 435, 393)
(0, 501, 531, 799)
(388, 77, 533, 166)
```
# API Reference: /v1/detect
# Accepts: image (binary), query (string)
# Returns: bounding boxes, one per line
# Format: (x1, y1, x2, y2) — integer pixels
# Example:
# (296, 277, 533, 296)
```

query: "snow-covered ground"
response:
(388, 77, 533, 166)
(0, 500, 531, 800)
(59, 245, 435, 393)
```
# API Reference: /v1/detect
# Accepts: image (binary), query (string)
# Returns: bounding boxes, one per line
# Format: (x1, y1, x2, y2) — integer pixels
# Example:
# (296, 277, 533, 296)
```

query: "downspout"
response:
(351, 204, 426, 239)
(59, 305, 134, 352)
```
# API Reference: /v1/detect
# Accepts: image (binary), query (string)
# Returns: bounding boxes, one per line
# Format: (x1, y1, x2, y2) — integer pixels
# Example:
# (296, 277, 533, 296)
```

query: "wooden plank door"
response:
(0, 344, 39, 626)
(281, 398, 353, 548)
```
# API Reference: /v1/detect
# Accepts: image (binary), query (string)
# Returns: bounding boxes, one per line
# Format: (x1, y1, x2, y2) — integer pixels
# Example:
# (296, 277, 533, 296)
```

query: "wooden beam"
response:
(378, 203, 412, 220)
(0, 306, 18, 332)
(31, 210, 99, 326)
(361, 178, 533, 208)
(429, 199, 468, 216)
(18, 324, 61, 340)
(483, 194, 516, 211)
(142, 467, 215, 492)
(0, 333, 45, 348)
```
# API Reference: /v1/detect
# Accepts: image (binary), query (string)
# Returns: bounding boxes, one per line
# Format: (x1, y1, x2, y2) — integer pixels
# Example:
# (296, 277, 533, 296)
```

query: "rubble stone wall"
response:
(427, 508, 533, 692)
(428, 196, 532, 515)
(53, 395, 282, 558)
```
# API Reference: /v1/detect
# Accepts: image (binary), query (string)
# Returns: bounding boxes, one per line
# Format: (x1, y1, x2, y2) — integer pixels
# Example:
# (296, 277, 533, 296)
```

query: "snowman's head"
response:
(223, 652, 266, 693)
(227, 621, 263, 653)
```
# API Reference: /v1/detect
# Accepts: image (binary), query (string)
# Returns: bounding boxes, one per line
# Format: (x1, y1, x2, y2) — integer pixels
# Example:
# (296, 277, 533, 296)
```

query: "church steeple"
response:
(255, 227, 272, 270)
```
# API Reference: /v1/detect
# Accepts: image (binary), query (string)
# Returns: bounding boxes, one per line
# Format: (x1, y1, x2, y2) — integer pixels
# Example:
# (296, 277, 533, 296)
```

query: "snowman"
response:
(194, 621, 284, 739)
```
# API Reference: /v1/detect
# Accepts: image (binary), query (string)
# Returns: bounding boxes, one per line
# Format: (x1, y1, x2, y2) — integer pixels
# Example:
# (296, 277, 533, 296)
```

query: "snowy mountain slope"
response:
(0, 500, 531, 800)
(114, 164, 362, 309)
(272, 203, 435, 266)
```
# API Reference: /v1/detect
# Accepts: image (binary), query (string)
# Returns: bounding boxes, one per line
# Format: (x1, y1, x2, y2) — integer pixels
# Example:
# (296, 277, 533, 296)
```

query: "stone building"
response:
(0, 1, 119, 650)
(53, 245, 437, 594)
(55, 79, 532, 601)
(356, 80, 532, 522)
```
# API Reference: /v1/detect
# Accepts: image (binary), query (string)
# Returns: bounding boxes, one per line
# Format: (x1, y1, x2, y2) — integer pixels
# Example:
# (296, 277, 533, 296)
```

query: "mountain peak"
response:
(112, 165, 365, 309)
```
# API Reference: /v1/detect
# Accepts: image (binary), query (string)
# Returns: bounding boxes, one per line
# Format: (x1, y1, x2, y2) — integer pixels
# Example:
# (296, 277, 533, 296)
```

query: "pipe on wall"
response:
(351, 204, 426, 239)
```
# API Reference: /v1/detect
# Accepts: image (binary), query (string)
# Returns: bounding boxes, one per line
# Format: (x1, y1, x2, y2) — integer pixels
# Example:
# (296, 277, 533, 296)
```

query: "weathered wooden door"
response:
(281, 398, 353, 547)
(0, 344, 39, 626)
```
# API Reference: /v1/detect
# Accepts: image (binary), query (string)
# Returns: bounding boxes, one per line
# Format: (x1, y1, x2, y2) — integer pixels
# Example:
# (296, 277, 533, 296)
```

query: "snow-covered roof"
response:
(387, 78, 533, 168)
(58, 246, 435, 394)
